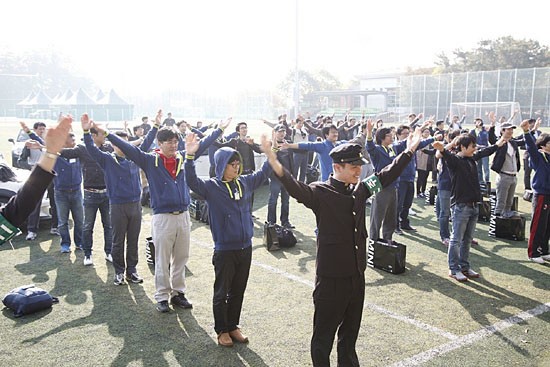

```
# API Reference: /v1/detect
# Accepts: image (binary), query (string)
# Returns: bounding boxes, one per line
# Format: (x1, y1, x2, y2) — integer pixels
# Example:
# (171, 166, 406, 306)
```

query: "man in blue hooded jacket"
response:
(184, 133, 271, 347)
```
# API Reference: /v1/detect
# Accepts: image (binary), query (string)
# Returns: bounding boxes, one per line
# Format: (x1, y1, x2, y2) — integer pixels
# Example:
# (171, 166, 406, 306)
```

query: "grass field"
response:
(0, 119, 549, 367)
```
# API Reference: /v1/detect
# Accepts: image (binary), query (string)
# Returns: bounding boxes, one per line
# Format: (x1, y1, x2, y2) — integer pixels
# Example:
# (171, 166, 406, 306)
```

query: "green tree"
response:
(435, 36, 550, 73)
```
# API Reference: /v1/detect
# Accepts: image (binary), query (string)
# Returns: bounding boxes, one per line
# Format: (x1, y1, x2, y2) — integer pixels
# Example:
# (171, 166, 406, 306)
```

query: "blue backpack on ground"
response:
(2, 284, 59, 318)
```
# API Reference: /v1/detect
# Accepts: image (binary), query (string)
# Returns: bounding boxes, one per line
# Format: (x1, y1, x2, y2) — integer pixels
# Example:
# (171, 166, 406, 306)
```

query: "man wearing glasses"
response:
(184, 134, 271, 347)
(98, 111, 231, 313)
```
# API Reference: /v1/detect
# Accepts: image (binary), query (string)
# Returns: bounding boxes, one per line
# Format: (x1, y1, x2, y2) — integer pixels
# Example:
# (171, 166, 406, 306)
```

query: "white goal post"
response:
(450, 102, 522, 127)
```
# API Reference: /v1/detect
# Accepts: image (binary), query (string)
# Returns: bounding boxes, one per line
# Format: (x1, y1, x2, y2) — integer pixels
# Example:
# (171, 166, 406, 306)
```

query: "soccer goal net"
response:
(450, 102, 522, 127)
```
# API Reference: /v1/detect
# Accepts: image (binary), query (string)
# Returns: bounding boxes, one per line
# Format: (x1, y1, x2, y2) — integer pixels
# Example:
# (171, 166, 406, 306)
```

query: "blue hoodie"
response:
(107, 128, 223, 214)
(525, 132, 550, 195)
(83, 133, 142, 204)
(185, 147, 271, 251)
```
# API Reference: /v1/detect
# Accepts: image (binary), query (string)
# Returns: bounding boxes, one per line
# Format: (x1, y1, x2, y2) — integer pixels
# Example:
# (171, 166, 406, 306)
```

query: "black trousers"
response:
(212, 246, 252, 334)
(311, 273, 365, 367)
(416, 169, 430, 195)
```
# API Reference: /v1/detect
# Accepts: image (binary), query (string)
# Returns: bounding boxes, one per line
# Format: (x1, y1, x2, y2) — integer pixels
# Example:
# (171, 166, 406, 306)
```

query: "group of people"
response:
(4, 108, 550, 366)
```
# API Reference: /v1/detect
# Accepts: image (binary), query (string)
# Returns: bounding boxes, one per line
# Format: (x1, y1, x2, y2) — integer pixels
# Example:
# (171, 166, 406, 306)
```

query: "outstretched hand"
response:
(155, 109, 163, 126)
(260, 133, 273, 154)
(219, 117, 232, 131)
(261, 133, 284, 177)
(432, 141, 445, 152)
(185, 133, 200, 155)
(90, 121, 106, 136)
(19, 121, 30, 133)
(534, 118, 542, 131)
(45, 115, 73, 154)
(81, 113, 91, 130)
(488, 111, 496, 125)
(366, 118, 374, 132)
(520, 119, 530, 132)
(406, 126, 422, 152)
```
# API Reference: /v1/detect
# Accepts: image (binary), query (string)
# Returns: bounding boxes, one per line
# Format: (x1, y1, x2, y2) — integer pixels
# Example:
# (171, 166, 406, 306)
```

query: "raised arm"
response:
(520, 119, 542, 165)
(262, 134, 317, 210)
(262, 119, 277, 128)
(20, 121, 45, 145)
(93, 123, 149, 169)
(81, 113, 108, 167)
(193, 117, 232, 156)
(140, 116, 160, 152)
(183, 133, 208, 198)
(1, 115, 72, 230)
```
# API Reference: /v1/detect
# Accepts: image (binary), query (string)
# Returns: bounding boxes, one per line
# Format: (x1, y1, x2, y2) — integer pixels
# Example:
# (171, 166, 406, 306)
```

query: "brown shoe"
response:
(229, 328, 249, 343)
(217, 332, 233, 347)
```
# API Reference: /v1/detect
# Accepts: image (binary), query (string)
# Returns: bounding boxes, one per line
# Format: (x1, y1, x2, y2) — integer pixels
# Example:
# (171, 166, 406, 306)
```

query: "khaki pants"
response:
(151, 212, 191, 302)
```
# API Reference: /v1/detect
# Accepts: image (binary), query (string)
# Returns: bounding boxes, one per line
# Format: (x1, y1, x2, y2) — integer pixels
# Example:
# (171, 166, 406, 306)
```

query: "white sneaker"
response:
(449, 271, 468, 282)
(462, 269, 480, 278)
(105, 253, 113, 263)
(25, 231, 37, 241)
(409, 209, 417, 216)
(50, 228, 60, 236)
(83, 256, 93, 266)
(530, 257, 545, 264)
(541, 254, 550, 261)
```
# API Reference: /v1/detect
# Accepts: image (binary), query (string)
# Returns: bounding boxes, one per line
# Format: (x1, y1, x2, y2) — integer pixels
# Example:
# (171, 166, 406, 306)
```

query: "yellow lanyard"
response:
(223, 180, 243, 200)
(383, 145, 395, 157)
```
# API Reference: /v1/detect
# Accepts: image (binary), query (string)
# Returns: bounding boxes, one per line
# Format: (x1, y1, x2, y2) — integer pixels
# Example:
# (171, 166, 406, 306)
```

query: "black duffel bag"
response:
(263, 222, 297, 251)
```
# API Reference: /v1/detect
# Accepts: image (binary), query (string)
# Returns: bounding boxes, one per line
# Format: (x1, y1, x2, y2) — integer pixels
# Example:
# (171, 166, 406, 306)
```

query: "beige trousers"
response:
(151, 212, 191, 302)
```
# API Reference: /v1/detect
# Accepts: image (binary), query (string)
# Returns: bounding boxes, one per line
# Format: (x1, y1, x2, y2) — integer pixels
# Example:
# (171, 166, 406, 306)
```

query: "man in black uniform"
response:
(262, 123, 423, 367)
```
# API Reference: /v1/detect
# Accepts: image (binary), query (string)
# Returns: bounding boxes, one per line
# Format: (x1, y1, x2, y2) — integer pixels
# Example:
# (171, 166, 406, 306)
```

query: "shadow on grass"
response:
(11, 235, 268, 366)
(366, 254, 547, 359)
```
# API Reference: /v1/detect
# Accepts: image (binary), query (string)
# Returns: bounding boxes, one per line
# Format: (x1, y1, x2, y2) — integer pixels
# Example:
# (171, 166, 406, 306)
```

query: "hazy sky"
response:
(2, 0, 549, 95)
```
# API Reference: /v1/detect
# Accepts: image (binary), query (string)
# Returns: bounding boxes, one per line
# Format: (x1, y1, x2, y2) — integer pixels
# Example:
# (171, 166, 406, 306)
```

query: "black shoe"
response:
(126, 272, 144, 284)
(171, 292, 193, 309)
(156, 300, 170, 313)
(395, 228, 403, 235)
(401, 225, 416, 231)
(282, 222, 295, 229)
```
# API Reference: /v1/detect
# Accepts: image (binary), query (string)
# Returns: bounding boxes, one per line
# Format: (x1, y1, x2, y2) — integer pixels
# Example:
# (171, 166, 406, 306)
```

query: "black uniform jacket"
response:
(1, 165, 54, 228)
(277, 151, 413, 277)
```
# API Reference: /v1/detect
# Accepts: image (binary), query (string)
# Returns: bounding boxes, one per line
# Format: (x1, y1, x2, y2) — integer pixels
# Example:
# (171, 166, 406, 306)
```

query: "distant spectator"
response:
(163, 112, 176, 127)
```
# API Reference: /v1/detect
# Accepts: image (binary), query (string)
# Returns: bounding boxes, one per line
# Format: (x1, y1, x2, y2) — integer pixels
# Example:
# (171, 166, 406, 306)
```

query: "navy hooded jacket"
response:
(185, 147, 271, 250)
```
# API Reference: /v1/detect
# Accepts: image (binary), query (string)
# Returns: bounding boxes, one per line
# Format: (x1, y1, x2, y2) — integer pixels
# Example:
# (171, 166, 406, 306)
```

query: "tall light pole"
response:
(294, 0, 300, 118)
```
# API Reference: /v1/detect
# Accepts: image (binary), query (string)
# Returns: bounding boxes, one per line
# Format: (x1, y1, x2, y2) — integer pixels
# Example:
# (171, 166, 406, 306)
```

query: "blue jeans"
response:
(83, 190, 112, 257)
(55, 189, 84, 249)
(267, 177, 290, 225)
(435, 189, 451, 240)
(448, 203, 478, 273)
(397, 181, 414, 227)
(477, 156, 490, 183)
